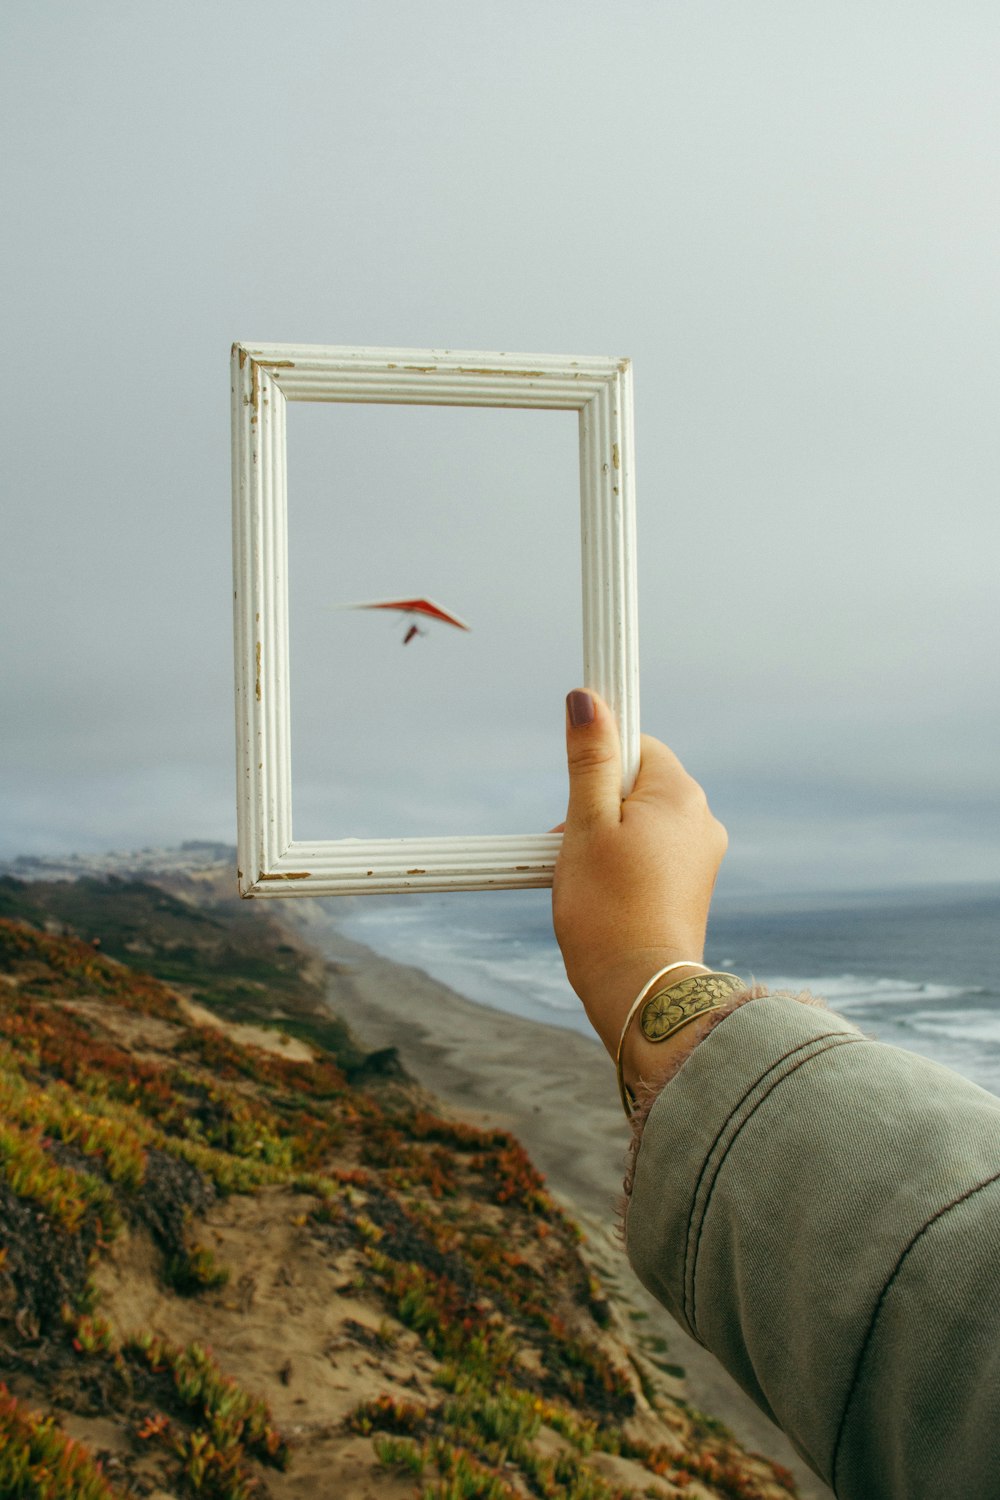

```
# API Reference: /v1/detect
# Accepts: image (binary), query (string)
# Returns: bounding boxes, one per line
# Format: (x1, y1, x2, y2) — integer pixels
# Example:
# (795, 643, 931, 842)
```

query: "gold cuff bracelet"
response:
(617, 969, 747, 1118)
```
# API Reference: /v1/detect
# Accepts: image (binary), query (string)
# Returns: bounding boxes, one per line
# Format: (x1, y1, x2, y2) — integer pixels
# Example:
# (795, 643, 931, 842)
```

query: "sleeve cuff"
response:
(623, 993, 1000, 1491)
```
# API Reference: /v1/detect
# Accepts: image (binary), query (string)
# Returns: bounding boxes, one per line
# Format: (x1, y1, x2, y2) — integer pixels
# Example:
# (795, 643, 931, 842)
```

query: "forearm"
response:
(624, 995, 1000, 1499)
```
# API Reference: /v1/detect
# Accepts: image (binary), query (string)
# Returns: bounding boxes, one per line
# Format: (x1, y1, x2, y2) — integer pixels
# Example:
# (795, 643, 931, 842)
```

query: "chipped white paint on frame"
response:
(231, 343, 640, 897)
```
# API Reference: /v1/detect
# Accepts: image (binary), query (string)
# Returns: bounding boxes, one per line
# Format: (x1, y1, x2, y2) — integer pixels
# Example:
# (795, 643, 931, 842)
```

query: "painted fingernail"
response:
(566, 690, 595, 727)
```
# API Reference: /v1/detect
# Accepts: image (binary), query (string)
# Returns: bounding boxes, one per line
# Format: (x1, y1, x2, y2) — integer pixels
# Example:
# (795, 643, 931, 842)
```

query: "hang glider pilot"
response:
(346, 597, 471, 646)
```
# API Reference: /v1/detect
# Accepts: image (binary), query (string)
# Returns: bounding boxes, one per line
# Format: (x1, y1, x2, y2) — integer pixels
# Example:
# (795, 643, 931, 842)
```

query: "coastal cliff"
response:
(0, 875, 800, 1499)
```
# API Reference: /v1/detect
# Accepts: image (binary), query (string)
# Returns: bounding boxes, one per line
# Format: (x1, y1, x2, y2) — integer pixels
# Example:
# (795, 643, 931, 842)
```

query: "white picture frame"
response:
(231, 343, 639, 897)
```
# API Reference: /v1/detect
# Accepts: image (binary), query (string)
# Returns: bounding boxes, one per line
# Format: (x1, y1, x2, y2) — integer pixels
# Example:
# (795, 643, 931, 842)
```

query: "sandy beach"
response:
(288, 901, 834, 1500)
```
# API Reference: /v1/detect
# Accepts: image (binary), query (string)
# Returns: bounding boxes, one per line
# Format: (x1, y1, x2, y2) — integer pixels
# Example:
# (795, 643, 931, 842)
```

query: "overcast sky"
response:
(2, 1, 998, 895)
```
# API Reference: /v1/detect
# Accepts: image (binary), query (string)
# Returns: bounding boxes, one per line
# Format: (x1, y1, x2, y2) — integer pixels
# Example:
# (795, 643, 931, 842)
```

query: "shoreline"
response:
(285, 900, 833, 1500)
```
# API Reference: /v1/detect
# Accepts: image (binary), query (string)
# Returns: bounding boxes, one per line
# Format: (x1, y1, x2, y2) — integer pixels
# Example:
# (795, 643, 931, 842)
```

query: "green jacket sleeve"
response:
(624, 994, 1000, 1499)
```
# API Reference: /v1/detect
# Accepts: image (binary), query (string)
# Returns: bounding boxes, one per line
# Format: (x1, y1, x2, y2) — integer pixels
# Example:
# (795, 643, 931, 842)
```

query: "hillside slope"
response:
(0, 878, 799, 1499)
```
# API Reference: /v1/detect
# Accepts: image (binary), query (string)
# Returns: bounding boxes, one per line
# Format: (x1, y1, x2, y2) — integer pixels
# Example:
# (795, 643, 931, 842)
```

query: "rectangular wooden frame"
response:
(231, 342, 639, 897)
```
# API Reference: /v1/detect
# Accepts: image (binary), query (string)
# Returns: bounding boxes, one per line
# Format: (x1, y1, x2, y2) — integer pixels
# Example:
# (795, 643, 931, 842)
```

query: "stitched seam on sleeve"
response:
(685, 1032, 864, 1331)
(830, 1168, 1000, 1492)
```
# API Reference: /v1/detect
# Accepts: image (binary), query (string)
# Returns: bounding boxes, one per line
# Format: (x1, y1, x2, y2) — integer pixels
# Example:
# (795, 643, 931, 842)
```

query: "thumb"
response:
(564, 690, 622, 831)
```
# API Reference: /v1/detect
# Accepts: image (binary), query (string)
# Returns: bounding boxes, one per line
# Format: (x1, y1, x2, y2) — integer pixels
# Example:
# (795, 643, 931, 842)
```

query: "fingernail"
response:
(566, 690, 595, 727)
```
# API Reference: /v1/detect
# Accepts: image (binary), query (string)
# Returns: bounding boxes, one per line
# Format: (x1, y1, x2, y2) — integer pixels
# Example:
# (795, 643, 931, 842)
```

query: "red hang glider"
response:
(345, 597, 471, 645)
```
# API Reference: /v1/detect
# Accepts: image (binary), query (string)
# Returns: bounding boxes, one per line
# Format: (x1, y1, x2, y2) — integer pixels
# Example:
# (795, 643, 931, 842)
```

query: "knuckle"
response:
(568, 741, 618, 774)
(680, 774, 709, 810)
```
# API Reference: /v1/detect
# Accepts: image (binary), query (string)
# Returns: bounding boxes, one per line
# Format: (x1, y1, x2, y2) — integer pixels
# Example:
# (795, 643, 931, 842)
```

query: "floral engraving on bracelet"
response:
(640, 973, 746, 1043)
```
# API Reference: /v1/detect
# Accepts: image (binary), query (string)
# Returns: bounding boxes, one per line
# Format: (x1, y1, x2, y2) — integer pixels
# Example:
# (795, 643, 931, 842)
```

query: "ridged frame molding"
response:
(231, 342, 640, 897)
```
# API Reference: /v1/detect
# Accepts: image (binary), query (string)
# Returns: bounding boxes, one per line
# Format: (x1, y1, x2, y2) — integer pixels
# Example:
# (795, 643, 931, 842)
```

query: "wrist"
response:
(620, 993, 719, 1094)
(580, 950, 708, 1059)
(616, 968, 751, 1118)
(617, 963, 713, 1095)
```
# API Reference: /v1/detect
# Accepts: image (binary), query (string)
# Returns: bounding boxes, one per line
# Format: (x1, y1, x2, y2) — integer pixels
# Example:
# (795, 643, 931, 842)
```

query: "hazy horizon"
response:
(3, 3, 997, 896)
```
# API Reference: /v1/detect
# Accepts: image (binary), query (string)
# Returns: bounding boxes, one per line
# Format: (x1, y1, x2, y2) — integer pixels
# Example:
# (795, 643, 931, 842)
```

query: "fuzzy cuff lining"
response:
(618, 986, 849, 1235)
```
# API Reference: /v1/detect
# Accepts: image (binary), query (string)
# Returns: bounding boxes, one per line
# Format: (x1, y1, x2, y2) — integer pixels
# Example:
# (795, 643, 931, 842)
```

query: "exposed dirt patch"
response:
(178, 999, 316, 1064)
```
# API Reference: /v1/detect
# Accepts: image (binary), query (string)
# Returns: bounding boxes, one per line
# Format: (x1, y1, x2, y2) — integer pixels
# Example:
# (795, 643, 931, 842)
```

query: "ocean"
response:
(336, 882, 1000, 1097)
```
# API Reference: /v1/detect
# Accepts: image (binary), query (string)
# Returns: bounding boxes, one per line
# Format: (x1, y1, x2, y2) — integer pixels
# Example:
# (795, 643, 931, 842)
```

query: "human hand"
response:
(552, 690, 729, 1082)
